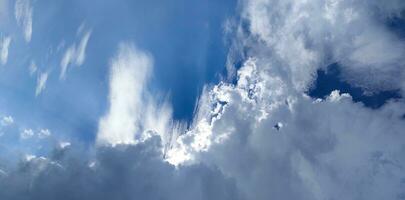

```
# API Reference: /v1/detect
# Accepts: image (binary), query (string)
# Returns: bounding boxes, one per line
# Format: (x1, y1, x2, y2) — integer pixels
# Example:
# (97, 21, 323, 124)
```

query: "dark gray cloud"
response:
(0, 136, 241, 200)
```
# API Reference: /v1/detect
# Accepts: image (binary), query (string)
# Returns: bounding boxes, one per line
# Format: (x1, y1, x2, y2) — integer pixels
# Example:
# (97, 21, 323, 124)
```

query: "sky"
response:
(0, 0, 405, 199)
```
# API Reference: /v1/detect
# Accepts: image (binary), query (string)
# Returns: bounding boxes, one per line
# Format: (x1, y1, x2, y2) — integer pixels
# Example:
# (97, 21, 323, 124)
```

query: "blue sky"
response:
(1, 0, 405, 199)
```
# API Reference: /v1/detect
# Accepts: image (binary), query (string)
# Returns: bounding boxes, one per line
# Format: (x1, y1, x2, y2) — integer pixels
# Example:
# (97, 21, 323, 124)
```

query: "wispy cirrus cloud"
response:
(0, 36, 11, 65)
(60, 28, 92, 79)
(14, 0, 33, 42)
(35, 71, 49, 96)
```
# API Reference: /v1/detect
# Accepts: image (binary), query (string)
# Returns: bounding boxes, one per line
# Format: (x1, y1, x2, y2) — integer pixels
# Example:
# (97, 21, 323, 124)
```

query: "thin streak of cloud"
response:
(35, 71, 49, 96)
(60, 29, 92, 79)
(14, 0, 32, 42)
(0, 36, 11, 65)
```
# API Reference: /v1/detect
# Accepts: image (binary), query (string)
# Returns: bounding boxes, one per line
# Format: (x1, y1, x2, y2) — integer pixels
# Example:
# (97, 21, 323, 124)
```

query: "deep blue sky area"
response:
(0, 0, 238, 143)
(308, 63, 402, 109)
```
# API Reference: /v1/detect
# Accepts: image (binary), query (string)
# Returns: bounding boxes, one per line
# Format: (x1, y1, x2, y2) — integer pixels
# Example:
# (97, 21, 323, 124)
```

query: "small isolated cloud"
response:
(14, 0, 32, 42)
(0, 36, 11, 65)
(35, 71, 48, 96)
(60, 27, 92, 79)
(19, 128, 51, 140)
(0, 116, 14, 126)
(38, 129, 51, 139)
(20, 128, 34, 139)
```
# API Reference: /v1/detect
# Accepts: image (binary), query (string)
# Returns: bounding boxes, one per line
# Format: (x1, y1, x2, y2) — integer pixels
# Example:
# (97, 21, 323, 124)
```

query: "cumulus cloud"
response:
(14, 0, 32, 42)
(167, 57, 405, 199)
(60, 28, 91, 79)
(35, 71, 48, 96)
(0, 36, 11, 65)
(241, 0, 405, 93)
(164, 0, 405, 199)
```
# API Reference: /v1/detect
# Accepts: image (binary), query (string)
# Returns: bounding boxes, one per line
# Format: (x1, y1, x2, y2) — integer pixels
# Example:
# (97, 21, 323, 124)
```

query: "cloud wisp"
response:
(0, 36, 11, 65)
(14, 0, 33, 42)
(97, 42, 175, 147)
(35, 71, 49, 96)
(60, 28, 92, 79)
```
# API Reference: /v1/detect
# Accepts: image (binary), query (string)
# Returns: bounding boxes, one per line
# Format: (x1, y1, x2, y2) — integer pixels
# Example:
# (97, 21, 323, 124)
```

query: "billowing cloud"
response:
(240, 0, 405, 93)
(167, 58, 405, 199)
(0, 36, 11, 65)
(0, 136, 241, 200)
(60, 28, 91, 79)
(14, 0, 33, 42)
(35, 71, 48, 96)
(164, 0, 405, 198)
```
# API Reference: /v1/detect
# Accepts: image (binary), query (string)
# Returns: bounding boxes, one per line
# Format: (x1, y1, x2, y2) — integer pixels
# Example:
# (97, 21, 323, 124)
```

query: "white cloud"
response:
(167, 57, 405, 199)
(163, 2, 405, 198)
(97, 43, 152, 145)
(60, 28, 92, 79)
(14, 0, 32, 42)
(241, 0, 405, 93)
(0, 116, 13, 126)
(19, 128, 51, 140)
(0, 36, 11, 65)
(38, 129, 51, 139)
(20, 128, 34, 139)
(58, 141, 70, 149)
(35, 71, 48, 96)
(0, 137, 241, 200)
(97, 43, 174, 146)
